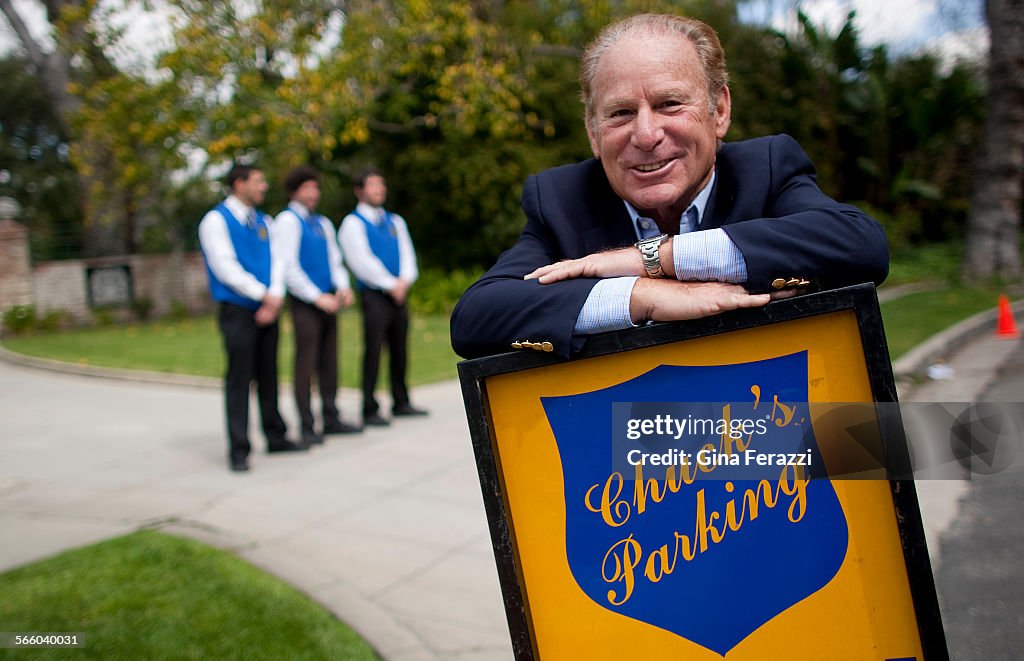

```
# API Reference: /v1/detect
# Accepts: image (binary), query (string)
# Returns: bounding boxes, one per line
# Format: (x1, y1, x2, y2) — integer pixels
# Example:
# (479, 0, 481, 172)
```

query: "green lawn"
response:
(0, 530, 378, 660)
(3, 309, 459, 388)
(879, 285, 1010, 359)
(1, 281, 1015, 375)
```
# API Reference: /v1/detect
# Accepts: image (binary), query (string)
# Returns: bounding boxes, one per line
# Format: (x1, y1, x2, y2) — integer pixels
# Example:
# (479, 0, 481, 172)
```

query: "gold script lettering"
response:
(585, 471, 629, 527)
(602, 535, 642, 605)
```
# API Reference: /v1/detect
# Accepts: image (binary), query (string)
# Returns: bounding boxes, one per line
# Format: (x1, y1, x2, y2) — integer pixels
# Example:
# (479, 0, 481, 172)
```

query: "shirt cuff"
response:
(673, 229, 748, 283)
(574, 277, 639, 335)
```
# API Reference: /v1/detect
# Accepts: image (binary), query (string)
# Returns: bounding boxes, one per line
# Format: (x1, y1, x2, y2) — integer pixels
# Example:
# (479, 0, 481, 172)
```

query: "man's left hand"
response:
(390, 279, 410, 305)
(524, 247, 644, 283)
(255, 294, 283, 326)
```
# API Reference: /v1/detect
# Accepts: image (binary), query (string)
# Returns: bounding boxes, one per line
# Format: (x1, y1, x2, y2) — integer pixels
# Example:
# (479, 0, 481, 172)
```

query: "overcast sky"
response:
(1, 0, 988, 65)
(740, 0, 986, 60)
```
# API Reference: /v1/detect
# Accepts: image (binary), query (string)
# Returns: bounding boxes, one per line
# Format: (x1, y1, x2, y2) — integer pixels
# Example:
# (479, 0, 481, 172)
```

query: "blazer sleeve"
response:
(450, 174, 600, 359)
(720, 134, 889, 293)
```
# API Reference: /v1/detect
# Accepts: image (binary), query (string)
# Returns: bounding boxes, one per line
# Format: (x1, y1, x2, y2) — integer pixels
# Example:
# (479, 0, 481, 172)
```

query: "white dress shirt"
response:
(575, 170, 748, 334)
(275, 201, 351, 303)
(198, 194, 285, 301)
(337, 202, 418, 291)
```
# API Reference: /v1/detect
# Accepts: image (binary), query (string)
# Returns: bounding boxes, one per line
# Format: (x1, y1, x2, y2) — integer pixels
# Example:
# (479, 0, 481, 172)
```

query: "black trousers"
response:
(289, 295, 340, 433)
(218, 302, 288, 461)
(360, 289, 410, 416)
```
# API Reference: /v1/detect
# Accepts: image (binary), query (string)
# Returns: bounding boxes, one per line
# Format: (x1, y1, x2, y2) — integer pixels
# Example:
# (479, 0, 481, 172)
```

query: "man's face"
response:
(356, 175, 388, 207)
(293, 179, 320, 211)
(586, 31, 731, 225)
(234, 170, 268, 207)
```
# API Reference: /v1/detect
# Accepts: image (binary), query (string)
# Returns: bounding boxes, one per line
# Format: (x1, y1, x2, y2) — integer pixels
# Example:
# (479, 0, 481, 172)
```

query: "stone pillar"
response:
(0, 197, 34, 313)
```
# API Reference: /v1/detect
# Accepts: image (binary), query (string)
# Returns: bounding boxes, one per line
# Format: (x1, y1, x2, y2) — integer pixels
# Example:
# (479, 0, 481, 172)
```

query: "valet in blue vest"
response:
(338, 167, 429, 427)
(277, 166, 361, 446)
(198, 164, 306, 473)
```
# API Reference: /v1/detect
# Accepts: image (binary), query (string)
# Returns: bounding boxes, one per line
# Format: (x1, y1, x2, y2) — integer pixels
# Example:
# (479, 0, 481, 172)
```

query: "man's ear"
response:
(585, 115, 601, 159)
(714, 85, 732, 138)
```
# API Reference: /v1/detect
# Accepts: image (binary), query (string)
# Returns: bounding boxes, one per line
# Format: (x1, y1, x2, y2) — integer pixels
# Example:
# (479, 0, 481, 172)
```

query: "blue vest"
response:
(291, 209, 334, 294)
(353, 209, 400, 290)
(203, 203, 272, 310)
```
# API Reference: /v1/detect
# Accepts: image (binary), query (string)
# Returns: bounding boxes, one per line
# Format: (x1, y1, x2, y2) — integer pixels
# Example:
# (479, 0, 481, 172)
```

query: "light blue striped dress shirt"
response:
(575, 170, 748, 334)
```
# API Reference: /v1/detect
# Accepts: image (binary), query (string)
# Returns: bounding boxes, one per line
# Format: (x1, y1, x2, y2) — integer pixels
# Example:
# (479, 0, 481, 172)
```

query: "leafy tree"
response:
(0, 0, 187, 255)
(0, 55, 82, 260)
(0, 0, 81, 138)
(0, 0, 994, 274)
(741, 9, 984, 250)
(160, 0, 347, 178)
(319, 0, 575, 268)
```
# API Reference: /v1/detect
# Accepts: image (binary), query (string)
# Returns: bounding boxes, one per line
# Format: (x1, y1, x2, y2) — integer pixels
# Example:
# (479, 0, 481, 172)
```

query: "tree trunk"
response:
(963, 0, 1024, 282)
(1, 0, 128, 258)
(0, 0, 79, 139)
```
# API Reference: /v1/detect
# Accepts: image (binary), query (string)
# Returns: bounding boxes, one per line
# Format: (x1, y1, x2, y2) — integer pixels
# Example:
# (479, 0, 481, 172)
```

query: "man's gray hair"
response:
(580, 13, 729, 127)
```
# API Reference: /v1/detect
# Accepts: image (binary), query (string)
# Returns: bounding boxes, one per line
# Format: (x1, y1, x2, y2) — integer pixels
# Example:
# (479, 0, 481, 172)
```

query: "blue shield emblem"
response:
(540, 351, 848, 655)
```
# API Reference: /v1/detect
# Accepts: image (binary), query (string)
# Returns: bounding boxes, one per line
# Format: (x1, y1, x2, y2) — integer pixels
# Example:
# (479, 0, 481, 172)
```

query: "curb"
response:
(876, 281, 939, 303)
(0, 343, 367, 396)
(0, 342, 222, 389)
(891, 298, 1024, 381)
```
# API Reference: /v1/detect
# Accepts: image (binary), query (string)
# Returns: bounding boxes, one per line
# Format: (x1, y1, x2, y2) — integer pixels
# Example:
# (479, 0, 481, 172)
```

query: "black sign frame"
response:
(457, 283, 948, 660)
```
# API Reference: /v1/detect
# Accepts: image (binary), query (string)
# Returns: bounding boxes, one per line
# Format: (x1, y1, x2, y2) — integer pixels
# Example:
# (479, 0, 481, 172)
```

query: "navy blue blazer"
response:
(450, 134, 888, 359)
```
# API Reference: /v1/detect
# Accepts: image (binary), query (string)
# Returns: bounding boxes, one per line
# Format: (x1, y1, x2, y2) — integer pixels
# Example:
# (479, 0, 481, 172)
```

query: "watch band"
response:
(635, 234, 670, 278)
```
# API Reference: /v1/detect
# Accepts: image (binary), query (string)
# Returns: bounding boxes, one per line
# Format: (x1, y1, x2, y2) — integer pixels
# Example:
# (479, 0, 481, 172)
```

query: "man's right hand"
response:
(628, 279, 770, 325)
(336, 288, 354, 308)
(314, 293, 340, 314)
(389, 278, 410, 305)
(255, 294, 284, 326)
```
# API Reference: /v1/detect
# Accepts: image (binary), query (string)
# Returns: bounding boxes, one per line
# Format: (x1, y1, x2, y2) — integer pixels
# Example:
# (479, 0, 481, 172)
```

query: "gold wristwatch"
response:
(635, 234, 670, 278)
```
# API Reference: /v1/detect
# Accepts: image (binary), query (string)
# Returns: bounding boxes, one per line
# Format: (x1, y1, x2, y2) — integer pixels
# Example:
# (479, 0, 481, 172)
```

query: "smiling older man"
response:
(450, 13, 889, 360)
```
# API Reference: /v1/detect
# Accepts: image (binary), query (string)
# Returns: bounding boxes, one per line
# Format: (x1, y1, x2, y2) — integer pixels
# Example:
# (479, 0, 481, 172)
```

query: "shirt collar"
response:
(356, 201, 384, 222)
(624, 168, 717, 240)
(225, 195, 253, 224)
(288, 201, 312, 220)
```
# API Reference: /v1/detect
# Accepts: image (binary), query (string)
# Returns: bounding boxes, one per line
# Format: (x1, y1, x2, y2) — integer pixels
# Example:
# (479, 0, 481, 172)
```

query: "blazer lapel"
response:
(584, 208, 635, 253)
(583, 166, 636, 253)
(701, 166, 736, 230)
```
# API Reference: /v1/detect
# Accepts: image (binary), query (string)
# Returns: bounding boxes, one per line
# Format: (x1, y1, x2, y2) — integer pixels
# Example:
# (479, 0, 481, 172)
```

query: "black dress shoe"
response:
(302, 430, 324, 445)
(322, 419, 362, 435)
(267, 439, 310, 453)
(229, 458, 250, 472)
(392, 404, 429, 417)
(363, 412, 390, 427)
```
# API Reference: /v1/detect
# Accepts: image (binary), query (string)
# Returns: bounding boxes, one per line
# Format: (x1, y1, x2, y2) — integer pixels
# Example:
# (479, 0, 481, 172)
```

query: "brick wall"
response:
(31, 253, 214, 322)
(0, 220, 33, 312)
(31, 260, 89, 321)
(1, 222, 215, 324)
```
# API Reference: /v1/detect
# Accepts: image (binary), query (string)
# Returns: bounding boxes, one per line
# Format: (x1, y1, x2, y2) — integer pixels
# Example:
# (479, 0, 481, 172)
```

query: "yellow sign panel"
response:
(472, 307, 936, 659)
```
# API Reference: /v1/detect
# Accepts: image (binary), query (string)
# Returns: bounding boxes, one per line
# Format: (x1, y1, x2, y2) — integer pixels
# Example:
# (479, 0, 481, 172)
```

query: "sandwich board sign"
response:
(457, 284, 947, 660)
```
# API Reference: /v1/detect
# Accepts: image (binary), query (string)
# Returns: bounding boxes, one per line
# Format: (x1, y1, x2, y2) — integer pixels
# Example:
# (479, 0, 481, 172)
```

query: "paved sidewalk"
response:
(902, 333, 1022, 568)
(0, 362, 511, 660)
(1, 329, 1020, 660)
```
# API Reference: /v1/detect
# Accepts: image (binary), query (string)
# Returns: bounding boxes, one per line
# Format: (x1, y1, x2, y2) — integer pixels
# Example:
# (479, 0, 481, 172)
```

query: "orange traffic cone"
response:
(996, 295, 1019, 338)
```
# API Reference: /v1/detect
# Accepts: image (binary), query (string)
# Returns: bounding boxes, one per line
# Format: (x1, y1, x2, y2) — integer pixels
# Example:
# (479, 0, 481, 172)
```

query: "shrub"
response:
(166, 300, 189, 321)
(2, 305, 37, 334)
(131, 297, 154, 321)
(409, 268, 484, 315)
(36, 309, 68, 332)
(888, 241, 964, 285)
(92, 308, 116, 327)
